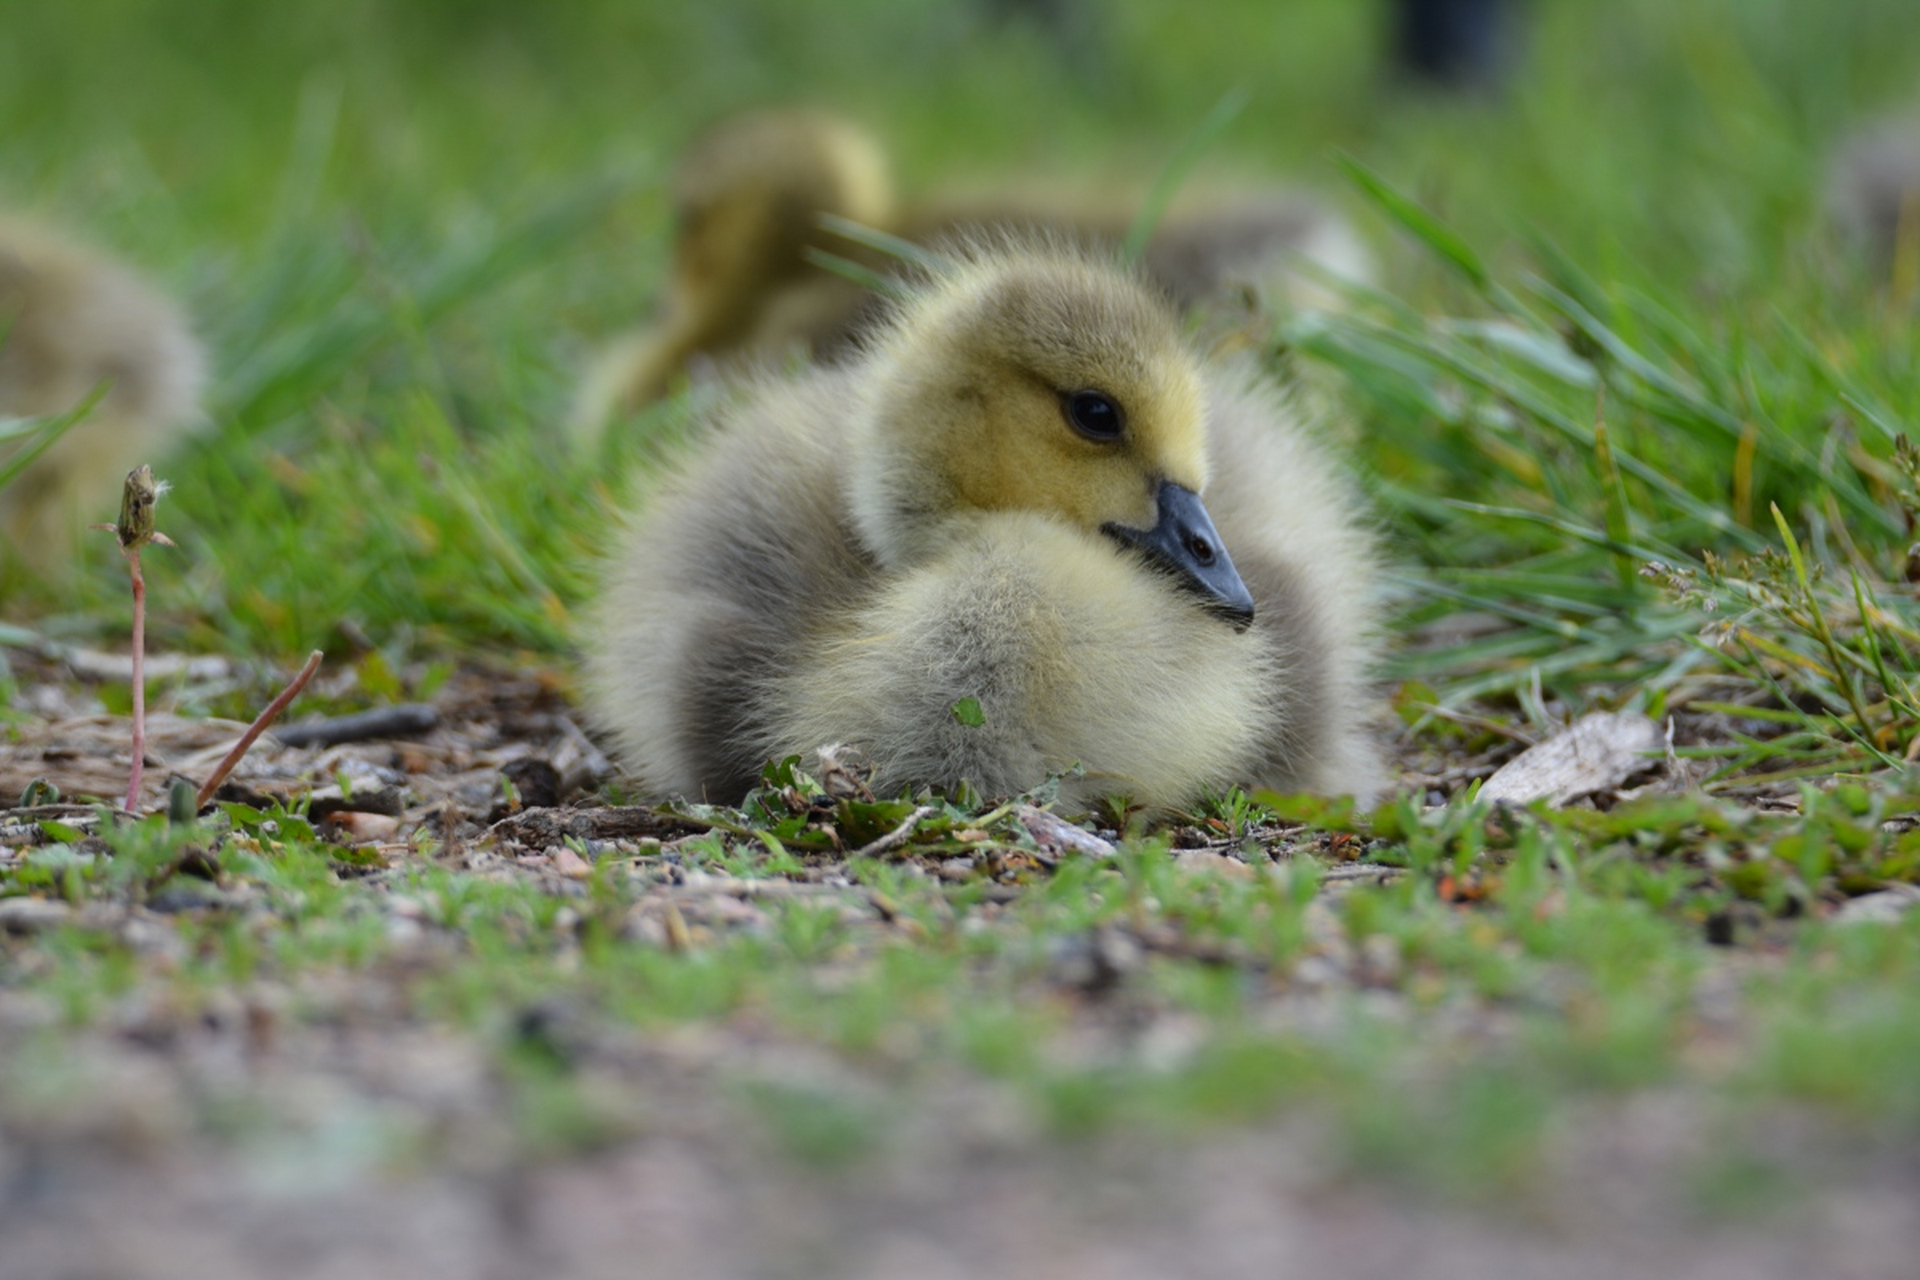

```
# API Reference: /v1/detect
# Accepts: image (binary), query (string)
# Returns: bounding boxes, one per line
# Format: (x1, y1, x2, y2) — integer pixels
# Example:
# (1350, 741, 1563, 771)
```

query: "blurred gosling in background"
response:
(1826, 110, 1920, 281)
(0, 216, 206, 566)
(576, 109, 1372, 428)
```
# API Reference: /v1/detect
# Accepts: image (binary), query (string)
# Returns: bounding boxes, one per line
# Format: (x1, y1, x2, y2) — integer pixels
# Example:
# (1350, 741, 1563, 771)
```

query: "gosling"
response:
(1825, 111, 1920, 271)
(576, 109, 1371, 426)
(574, 109, 891, 421)
(0, 216, 206, 562)
(587, 241, 1380, 812)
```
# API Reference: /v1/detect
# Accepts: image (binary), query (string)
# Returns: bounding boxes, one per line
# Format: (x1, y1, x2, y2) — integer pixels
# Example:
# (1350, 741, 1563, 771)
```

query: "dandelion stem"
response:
(123, 547, 146, 812)
(96, 465, 173, 814)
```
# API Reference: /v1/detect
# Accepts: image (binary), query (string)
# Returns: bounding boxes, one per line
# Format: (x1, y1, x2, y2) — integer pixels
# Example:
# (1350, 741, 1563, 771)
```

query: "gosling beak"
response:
(1103, 482, 1256, 630)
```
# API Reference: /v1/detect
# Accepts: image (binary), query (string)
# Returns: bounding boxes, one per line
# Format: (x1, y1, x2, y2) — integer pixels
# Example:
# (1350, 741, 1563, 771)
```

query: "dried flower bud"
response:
(97, 465, 175, 552)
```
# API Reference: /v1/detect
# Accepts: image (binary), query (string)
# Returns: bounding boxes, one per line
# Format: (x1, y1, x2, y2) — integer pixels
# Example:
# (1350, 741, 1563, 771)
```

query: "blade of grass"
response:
(815, 213, 951, 275)
(0, 387, 108, 489)
(1336, 153, 1489, 292)
(1120, 88, 1249, 264)
(1593, 396, 1641, 593)
(1770, 502, 1878, 738)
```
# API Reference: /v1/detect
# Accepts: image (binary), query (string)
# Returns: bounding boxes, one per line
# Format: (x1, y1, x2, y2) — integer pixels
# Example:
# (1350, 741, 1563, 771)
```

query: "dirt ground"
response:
(3, 656, 1917, 1280)
(2, 1051, 1915, 1280)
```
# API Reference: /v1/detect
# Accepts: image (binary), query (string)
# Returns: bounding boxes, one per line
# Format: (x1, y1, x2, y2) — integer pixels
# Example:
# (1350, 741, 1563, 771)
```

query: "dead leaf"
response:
(320, 811, 400, 843)
(1479, 712, 1664, 807)
(1017, 806, 1116, 859)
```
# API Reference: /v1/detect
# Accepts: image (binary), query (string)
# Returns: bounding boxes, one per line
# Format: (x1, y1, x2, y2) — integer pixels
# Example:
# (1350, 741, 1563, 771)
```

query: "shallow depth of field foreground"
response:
(4, 3, 1920, 1277)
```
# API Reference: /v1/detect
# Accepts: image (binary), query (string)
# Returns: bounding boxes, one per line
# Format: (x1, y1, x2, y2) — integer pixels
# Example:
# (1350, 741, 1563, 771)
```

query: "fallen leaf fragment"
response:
(1016, 806, 1116, 859)
(1479, 711, 1665, 807)
(1832, 885, 1920, 926)
(1173, 849, 1254, 880)
(320, 811, 401, 844)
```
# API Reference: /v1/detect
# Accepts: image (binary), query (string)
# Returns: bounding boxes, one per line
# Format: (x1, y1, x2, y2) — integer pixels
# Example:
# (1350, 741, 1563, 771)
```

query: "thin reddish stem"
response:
(194, 650, 324, 811)
(124, 548, 146, 812)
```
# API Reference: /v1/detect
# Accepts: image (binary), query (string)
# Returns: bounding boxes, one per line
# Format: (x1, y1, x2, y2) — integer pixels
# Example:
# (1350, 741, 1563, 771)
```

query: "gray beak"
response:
(1103, 481, 1255, 630)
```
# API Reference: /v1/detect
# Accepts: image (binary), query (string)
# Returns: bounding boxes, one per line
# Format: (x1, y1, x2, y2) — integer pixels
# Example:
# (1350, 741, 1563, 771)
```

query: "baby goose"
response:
(577, 109, 1372, 426)
(587, 242, 1379, 811)
(1825, 111, 1920, 271)
(0, 216, 206, 561)
(575, 108, 892, 420)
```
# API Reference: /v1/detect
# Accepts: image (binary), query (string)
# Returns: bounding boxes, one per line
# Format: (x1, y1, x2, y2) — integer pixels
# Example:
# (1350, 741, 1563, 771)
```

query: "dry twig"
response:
(194, 650, 324, 810)
(851, 805, 936, 858)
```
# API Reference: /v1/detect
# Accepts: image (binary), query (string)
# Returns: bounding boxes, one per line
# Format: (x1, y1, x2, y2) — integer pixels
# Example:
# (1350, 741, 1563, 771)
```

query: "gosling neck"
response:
(845, 400, 953, 568)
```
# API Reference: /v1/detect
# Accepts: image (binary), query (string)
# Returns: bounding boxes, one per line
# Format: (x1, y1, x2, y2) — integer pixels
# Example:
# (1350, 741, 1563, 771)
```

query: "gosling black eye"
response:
(1063, 390, 1124, 442)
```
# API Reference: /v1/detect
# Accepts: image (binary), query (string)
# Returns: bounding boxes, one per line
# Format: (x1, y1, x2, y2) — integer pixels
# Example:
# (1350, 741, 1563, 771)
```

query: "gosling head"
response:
(848, 245, 1254, 628)
(666, 109, 892, 346)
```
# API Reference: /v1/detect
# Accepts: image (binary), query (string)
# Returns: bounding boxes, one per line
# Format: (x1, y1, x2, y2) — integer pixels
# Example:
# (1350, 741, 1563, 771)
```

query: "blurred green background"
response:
(9, 0, 1918, 277)
(4, 0, 1919, 685)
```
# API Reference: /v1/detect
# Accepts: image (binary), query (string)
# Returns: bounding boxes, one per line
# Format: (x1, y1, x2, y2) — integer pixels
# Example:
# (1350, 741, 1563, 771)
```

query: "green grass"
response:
(5, 0, 1920, 1205)
(12, 789, 1918, 1194)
